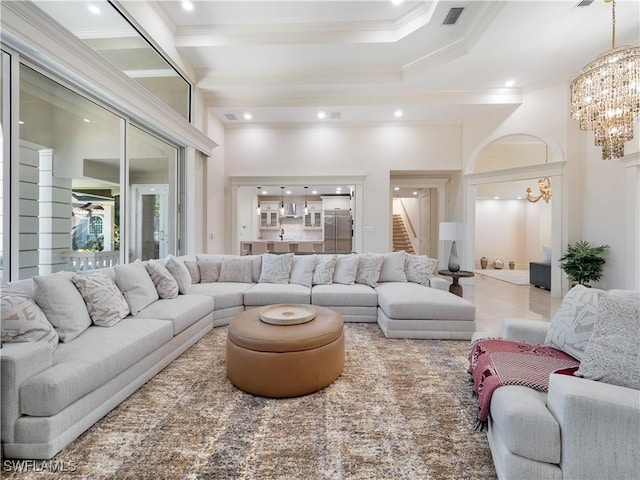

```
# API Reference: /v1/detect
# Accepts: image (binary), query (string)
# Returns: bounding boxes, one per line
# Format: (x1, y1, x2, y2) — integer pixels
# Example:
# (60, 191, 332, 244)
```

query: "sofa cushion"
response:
(197, 254, 262, 283)
(405, 254, 439, 286)
(544, 285, 600, 360)
(20, 318, 173, 417)
(356, 253, 383, 287)
(576, 291, 640, 389)
(333, 254, 359, 285)
(219, 258, 253, 283)
(244, 283, 311, 306)
(71, 273, 130, 327)
(379, 251, 407, 283)
(145, 262, 179, 299)
(184, 261, 201, 284)
(1, 282, 59, 351)
(313, 255, 336, 285)
(189, 282, 253, 310)
(290, 255, 316, 288)
(134, 294, 214, 336)
(164, 255, 192, 294)
(259, 253, 294, 284)
(311, 284, 377, 307)
(376, 282, 475, 320)
(33, 273, 92, 343)
(489, 385, 561, 464)
(199, 261, 221, 283)
(114, 262, 159, 316)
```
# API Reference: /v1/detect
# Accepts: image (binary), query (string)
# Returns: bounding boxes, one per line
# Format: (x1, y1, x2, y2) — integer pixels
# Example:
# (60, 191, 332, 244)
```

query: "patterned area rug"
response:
(475, 269, 530, 286)
(4, 324, 496, 480)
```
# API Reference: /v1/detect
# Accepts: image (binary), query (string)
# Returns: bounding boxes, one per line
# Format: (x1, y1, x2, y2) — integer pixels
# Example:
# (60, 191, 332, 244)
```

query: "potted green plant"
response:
(559, 240, 609, 286)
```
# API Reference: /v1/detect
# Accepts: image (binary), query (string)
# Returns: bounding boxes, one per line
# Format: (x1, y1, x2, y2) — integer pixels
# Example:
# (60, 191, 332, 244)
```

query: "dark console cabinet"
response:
(530, 262, 551, 290)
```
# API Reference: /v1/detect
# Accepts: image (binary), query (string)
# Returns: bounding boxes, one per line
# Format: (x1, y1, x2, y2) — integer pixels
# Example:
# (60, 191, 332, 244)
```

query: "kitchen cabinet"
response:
(259, 202, 280, 229)
(303, 202, 323, 229)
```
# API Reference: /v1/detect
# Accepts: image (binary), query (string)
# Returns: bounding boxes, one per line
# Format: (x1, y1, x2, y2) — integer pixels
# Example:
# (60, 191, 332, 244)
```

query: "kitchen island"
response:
(240, 241, 324, 255)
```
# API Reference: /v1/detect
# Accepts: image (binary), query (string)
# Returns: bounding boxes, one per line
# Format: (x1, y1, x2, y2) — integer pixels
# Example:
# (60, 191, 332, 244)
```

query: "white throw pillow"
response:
(259, 253, 294, 284)
(378, 251, 407, 283)
(114, 262, 159, 316)
(184, 261, 201, 284)
(544, 285, 600, 360)
(356, 253, 383, 288)
(1, 282, 59, 351)
(405, 254, 439, 286)
(72, 273, 130, 326)
(145, 262, 179, 299)
(164, 254, 192, 294)
(33, 272, 92, 343)
(219, 258, 253, 283)
(290, 255, 316, 288)
(576, 291, 640, 389)
(313, 255, 337, 285)
(199, 261, 222, 283)
(333, 254, 359, 285)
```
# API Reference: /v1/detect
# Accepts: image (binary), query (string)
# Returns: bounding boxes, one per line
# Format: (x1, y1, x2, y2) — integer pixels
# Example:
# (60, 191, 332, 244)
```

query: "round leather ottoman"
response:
(226, 305, 344, 398)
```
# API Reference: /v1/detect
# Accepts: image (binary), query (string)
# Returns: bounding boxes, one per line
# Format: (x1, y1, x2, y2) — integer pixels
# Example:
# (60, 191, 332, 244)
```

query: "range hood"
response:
(282, 202, 298, 218)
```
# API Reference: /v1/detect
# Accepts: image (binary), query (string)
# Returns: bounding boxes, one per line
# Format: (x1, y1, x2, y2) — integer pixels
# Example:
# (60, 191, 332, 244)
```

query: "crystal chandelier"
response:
(570, 0, 640, 160)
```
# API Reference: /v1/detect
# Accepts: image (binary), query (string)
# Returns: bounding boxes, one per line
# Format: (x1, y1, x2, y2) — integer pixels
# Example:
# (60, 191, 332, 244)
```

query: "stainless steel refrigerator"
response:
(323, 210, 352, 253)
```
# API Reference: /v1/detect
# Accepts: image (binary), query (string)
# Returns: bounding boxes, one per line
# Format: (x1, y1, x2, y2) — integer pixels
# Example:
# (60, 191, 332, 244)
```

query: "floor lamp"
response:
(439, 222, 460, 273)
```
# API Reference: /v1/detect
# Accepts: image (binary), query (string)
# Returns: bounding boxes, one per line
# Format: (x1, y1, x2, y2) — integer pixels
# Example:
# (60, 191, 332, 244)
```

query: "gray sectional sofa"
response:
(473, 286, 640, 480)
(1, 251, 475, 459)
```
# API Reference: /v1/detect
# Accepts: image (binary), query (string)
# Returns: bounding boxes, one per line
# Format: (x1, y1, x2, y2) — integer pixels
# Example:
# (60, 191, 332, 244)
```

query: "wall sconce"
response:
(255, 186, 261, 215)
(303, 186, 309, 215)
(526, 177, 551, 203)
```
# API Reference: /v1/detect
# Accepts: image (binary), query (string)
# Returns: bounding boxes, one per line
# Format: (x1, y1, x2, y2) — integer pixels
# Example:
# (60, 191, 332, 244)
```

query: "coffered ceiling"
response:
(35, 1, 640, 126)
(149, 0, 640, 125)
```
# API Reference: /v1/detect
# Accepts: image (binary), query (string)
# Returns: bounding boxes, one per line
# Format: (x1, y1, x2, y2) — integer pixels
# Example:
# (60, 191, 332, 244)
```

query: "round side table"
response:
(437, 270, 474, 297)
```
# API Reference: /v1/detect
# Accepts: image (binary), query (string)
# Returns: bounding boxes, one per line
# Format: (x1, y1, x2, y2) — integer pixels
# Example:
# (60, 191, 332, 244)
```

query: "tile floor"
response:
(459, 273, 562, 337)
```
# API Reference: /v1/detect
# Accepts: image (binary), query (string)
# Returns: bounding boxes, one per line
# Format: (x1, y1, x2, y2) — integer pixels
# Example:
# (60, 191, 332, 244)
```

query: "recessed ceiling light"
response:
(494, 196, 500, 200)
(394, 109, 403, 118)
(394, 187, 399, 191)
(311, 190, 317, 194)
(83, 118, 91, 123)
(261, 190, 267, 195)
(413, 191, 418, 195)
(505, 79, 515, 87)
(18, 120, 24, 125)
(88, 5, 100, 14)
(517, 196, 523, 200)
(391, 0, 404, 5)
(286, 190, 292, 195)
(317, 111, 326, 119)
(243, 112, 252, 120)
(182, 2, 194, 11)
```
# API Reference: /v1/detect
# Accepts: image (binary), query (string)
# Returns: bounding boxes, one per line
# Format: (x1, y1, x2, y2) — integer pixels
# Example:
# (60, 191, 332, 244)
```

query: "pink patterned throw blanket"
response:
(468, 339, 579, 429)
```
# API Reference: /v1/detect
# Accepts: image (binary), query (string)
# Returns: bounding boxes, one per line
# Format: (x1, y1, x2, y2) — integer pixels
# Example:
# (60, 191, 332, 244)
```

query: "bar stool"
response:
(297, 241, 315, 253)
(250, 242, 269, 255)
(272, 242, 290, 253)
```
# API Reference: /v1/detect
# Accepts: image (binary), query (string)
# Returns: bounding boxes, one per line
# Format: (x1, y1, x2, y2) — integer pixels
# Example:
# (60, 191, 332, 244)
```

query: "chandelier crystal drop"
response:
(569, 0, 640, 160)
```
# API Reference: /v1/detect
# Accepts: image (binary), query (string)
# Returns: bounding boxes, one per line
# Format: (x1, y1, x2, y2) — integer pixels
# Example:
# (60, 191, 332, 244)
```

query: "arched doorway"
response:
(464, 134, 565, 297)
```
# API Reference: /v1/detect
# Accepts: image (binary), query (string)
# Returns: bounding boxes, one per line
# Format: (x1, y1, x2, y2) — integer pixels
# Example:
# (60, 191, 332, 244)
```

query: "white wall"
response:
(475, 199, 550, 270)
(224, 124, 463, 253)
(464, 80, 638, 291)
(206, 112, 226, 253)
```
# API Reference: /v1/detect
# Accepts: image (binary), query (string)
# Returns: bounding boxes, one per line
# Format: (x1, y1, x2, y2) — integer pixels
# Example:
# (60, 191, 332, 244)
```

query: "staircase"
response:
(393, 214, 415, 254)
